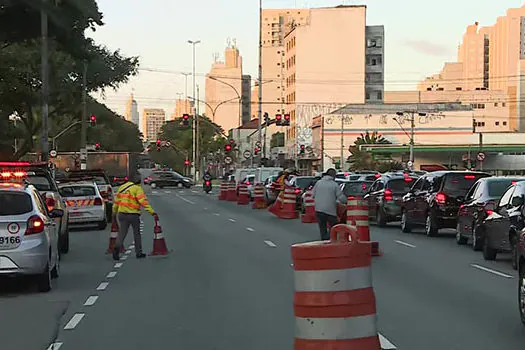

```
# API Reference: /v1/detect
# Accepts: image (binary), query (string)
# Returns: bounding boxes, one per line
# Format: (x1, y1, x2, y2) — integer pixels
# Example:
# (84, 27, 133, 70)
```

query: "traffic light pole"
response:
(80, 62, 88, 170)
(40, 1, 50, 162)
(257, 0, 263, 162)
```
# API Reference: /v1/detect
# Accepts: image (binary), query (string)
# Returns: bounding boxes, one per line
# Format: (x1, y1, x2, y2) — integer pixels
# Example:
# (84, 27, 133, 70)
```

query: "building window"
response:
(494, 102, 498, 107)
(456, 87, 462, 91)
(371, 58, 377, 66)
(365, 91, 371, 100)
(495, 121, 500, 126)
(377, 91, 382, 100)
(503, 121, 508, 126)
(502, 102, 507, 107)
(277, 62, 280, 66)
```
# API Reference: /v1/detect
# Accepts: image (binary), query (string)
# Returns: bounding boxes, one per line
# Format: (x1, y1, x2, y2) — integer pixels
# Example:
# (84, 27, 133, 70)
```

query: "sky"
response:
(89, 0, 525, 117)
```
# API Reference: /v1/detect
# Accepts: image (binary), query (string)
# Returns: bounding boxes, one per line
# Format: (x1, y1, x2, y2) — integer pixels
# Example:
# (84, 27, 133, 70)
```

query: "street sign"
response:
(165, 141, 171, 147)
(49, 150, 57, 158)
(407, 161, 414, 167)
(477, 152, 486, 162)
(255, 141, 262, 148)
(243, 150, 252, 159)
(224, 156, 233, 164)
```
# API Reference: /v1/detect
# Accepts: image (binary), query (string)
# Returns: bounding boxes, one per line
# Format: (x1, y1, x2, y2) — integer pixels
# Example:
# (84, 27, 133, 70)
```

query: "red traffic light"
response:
(95, 142, 101, 150)
(156, 139, 161, 146)
(254, 147, 259, 155)
(184, 159, 190, 166)
(90, 115, 97, 127)
(300, 144, 305, 150)
(225, 144, 232, 152)
(284, 114, 290, 121)
(229, 139, 235, 145)
(276, 114, 282, 121)
(183, 114, 189, 120)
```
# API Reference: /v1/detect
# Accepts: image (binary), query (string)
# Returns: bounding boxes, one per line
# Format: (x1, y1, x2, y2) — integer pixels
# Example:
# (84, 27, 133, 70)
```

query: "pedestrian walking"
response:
(312, 168, 347, 240)
(112, 173, 158, 260)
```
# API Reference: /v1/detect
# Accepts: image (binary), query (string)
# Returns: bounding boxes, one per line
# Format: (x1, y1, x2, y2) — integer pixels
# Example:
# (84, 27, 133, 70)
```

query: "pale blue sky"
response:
(90, 0, 525, 116)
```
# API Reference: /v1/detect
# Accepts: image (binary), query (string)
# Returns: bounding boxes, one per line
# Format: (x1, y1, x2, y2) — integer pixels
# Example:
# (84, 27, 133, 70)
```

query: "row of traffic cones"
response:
(106, 217, 169, 256)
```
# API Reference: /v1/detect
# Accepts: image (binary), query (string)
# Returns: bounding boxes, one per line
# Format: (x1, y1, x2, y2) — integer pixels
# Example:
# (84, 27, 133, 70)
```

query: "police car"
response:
(58, 180, 107, 230)
(0, 176, 63, 292)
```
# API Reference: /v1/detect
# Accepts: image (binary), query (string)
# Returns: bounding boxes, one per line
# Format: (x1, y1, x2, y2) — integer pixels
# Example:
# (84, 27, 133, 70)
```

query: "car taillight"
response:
(348, 196, 356, 200)
(245, 181, 250, 185)
(125, 176, 128, 181)
(294, 188, 301, 194)
(486, 209, 494, 216)
(206, 181, 211, 186)
(94, 197, 103, 206)
(404, 177, 413, 183)
(361, 183, 367, 190)
(436, 192, 446, 204)
(26, 215, 44, 235)
(374, 173, 381, 179)
(384, 189, 393, 201)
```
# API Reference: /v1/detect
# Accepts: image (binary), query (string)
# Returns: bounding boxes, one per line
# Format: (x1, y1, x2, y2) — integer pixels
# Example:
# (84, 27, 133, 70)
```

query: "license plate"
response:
(0, 236, 21, 249)
(70, 211, 83, 217)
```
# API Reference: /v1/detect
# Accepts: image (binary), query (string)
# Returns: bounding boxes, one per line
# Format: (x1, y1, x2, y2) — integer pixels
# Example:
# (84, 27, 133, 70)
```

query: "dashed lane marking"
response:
(152, 191, 158, 194)
(83, 296, 99, 306)
(246, 227, 255, 232)
(395, 240, 416, 248)
(64, 313, 85, 330)
(164, 191, 171, 194)
(46, 343, 63, 350)
(125, 250, 131, 255)
(121, 255, 128, 261)
(379, 333, 397, 349)
(107, 271, 117, 278)
(191, 190, 198, 194)
(214, 213, 220, 216)
(97, 282, 109, 291)
(471, 264, 513, 279)
(229, 218, 236, 223)
(114, 263, 123, 269)
(204, 207, 208, 210)
(264, 240, 277, 248)
(176, 194, 196, 205)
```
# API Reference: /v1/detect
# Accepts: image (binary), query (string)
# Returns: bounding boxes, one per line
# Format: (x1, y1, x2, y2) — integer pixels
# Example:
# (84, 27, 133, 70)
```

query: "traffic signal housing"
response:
(283, 113, 291, 126)
(156, 139, 161, 152)
(90, 115, 97, 127)
(275, 114, 282, 126)
(182, 114, 190, 127)
(95, 143, 101, 151)
(225, 144, 232, 153)
(254, 147, 259, 156)
(184, 159, 190, 167)
(264, 112, 270, 126)
(299, 144, 305, 154)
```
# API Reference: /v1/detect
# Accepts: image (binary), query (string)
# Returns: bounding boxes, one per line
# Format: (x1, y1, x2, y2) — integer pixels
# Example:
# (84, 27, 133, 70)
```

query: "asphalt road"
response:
(1, 187, 525, 350)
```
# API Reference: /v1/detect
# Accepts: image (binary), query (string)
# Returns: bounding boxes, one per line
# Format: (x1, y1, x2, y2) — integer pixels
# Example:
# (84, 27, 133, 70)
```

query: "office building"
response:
(141, 108, 166, 142)
(125, 93, 139, 126)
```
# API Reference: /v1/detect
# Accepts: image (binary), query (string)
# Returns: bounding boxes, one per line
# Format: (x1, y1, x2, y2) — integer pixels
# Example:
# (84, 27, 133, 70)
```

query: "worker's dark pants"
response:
(116, 213, 142, 254)
(316, 211, 339, 241)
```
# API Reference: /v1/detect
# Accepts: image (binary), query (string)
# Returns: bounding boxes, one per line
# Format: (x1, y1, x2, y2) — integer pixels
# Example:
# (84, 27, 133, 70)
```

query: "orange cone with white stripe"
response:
(237, 183, 250, 205)
(150, 218, 169, 256)
(252, 183, 267, 209)
(291, 224, 381, 350)
(106, 219, 125, 254)
(347, 199, 381, 257)
(301, 189, 317, 223)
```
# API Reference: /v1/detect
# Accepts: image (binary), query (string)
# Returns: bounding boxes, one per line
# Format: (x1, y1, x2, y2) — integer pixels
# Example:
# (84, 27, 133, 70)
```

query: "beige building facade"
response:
(141, 108, 166, 142)
(171, 99, 191, 120)
(124, 93, 139, 126)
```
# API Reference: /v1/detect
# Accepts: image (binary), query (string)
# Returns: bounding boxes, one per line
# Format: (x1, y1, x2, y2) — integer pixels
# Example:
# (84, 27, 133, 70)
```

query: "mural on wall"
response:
(295, 103, 345, 146)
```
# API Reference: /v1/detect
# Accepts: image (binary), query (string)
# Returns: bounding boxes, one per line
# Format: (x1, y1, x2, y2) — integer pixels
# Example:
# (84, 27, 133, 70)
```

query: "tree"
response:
(348, 131, 391, 171)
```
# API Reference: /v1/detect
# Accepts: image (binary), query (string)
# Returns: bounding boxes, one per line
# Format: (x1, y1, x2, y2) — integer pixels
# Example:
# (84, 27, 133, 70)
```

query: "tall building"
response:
(125, 93, 139, 126)
(171, 99, 191, 120)
(141, 108, 166, 142)
(365, 25, 385, 104)
(241, 74, 252, 124)
(205, 44, 244, 132)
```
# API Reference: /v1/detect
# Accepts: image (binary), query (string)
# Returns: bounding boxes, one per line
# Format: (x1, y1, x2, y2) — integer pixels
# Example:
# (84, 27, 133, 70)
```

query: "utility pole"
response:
(80, 62, 88, 170)
(40, 0, 49, 161)
(340, 115, 344, 171)
(188, 40, 200, 179)
(257, 0, 263, 159)
(409, 111, 415, 171)
(197, 84, 200, 177)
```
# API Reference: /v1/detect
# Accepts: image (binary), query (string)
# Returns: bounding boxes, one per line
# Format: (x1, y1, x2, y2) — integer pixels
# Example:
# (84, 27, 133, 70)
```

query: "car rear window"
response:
(335, 174, 347, 179)
(26, 175, 53, 191)
(343, 182, 372, 196)
(69, 173, 109, 185)
(60, 186, 96, 197)
(487, 179, 522, 197)
(295, 177, 315, 189)
(0, 192, 33, 215)
(443, 174, 487, 196)
(388, 178, 416, 192)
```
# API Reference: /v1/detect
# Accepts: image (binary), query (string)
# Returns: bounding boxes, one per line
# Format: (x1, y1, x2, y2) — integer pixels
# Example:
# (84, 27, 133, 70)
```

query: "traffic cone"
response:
(106, 219, 125, 254)
(150, 218, 169, 256)
(301, 189, 317, 223)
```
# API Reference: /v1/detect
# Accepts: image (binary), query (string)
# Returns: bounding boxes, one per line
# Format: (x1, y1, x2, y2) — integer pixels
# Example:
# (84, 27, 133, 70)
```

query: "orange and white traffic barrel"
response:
(348, 199, 381, 257)
(252, 183, 267, 209)
(291, 224, 381, 350)
(218, 181, 227, 200)
(237, 183, 250, 205)
(301, 189, 317, 223)
(276, 185, 299, 219)
(226, 181, 237, 202)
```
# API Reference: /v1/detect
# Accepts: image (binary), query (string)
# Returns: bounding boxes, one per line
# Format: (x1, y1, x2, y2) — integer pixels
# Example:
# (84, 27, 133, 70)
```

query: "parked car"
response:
(289, 176, 317, 210)
(482, 181, 525, 269)
(365, 173, 417, 227)
(239, 174, 256, 199)
(149, 171, 193, 188)
(456, 177, 525, 250)
(401, 171, 490, 236)
(518, 228, 525, 324)
(66, 169, 113, 222)
(0, 181, 63, 292)
(59, 181, 107, 230)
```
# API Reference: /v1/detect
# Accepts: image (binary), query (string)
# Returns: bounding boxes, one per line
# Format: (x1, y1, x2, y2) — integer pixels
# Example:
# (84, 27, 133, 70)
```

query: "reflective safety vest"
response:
(112, 182, 155, 215)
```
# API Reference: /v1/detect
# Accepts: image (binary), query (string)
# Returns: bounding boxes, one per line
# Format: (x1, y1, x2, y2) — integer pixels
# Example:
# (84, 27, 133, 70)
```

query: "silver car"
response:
(0, 182, 62, 292)
(59, 182, 107, 229)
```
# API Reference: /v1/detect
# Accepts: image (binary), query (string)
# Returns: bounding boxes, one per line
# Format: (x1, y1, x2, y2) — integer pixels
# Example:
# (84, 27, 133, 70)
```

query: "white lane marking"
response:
(46, 342, 63, 350)
(246, 227, 255, 232)
(83, 296, 99, 306)
(471, 264, 513, 279)
(64, 313, 85, 330)
(152, 191, 158, 194)
(107, 271, 117, 278)
(164, 191, 171, 194)
(120, 255, 128, 261)
(264, 240, 277, 247)
(204, 207, 208, 210)
(97, 282, 110, 291)
(191, 190, 198, 194)
(125, 250, 131, 255)
(176, 194, 196, 205)
(379, 333, 397, 349)
(114, 262, 123, 269)
(395, 240, 416, 248)
(229, 218, 236, 223)
(214, 213, 220, 216)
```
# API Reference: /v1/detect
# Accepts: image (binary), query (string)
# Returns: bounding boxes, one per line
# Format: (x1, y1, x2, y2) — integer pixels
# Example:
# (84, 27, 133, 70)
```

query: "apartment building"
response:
(241, 74, 252, 124)
(141, 108, 165, 142)
(171, 99, 191, 120)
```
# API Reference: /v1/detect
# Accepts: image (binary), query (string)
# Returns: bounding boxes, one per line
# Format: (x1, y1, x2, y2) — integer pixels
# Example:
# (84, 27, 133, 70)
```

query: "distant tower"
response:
(125, 92, 139, 126)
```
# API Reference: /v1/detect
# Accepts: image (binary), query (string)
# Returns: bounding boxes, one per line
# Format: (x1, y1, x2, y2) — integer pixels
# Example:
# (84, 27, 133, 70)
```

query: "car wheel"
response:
(472, 226, 483, 251)
(482, 236, 497, 261)
(151, 182, 157, 189)
(401, 210, 411, 233)
(37, 261, 52, 293)
(519, 262, 525, 325)
(377, 207, 387, 227)
(59, 229, 69, 254)
(51, 253, 60, 279)
(425, 212, 438, 237)
(98, 219, 108, 230)
(512, 235, 519, 270)
(456, 223, 468, 245)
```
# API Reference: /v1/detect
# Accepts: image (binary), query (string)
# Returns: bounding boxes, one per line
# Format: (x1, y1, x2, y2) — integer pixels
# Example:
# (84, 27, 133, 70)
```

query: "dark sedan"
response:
(457, 177, 525, 250)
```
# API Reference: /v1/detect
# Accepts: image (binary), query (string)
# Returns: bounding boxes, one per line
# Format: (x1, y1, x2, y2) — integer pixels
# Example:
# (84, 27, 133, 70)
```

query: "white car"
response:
(58, 181, 107, 230)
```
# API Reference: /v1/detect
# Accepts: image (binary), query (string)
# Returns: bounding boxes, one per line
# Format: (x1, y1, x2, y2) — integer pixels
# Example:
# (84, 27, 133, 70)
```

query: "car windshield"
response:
(443, 174, 487, 196)
(295, 177, 315, 189)
(0, 192, 32, 215)
(488, 179, 524, 197)
(60, 186, 96, 197)
(335, 174, 347, 179)
(343, 181, 372, 196)
(388, 178, 416, 193)
(26, 175, 53, 191)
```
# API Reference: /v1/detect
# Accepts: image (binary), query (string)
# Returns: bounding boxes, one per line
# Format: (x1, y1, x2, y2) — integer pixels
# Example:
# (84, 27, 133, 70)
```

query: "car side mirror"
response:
(512, 196, 524, 207)
(485, 202, 495, 211)
(49, 209, 64, 218)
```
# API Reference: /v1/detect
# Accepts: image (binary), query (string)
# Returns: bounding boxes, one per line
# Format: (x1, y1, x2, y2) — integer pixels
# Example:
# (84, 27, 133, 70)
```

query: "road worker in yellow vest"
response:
(274, 168, 296, 208)
(112, 173, 158, 261)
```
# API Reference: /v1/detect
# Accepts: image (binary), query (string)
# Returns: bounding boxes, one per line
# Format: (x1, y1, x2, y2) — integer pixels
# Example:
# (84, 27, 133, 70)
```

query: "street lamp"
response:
(188, 40, 201, 179)
(208, 76, 242, 129)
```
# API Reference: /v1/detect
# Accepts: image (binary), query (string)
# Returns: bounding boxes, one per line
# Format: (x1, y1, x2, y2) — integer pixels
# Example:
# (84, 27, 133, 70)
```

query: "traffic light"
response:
(90, 115, 97, 127)
(275, 114, 282, 126)
(225, 144, 232, 153)
(264, 112, 270, 126)
(254, 147, 259, 156)
(283, 113, 291, 126)
(182, 114, 190, 127)
(184, 159, 190, 167)
(299, 144, 305, 154)
(95, 142, 101, 151)
(229, 139, 236, 145)
(156, 139, 161, 152)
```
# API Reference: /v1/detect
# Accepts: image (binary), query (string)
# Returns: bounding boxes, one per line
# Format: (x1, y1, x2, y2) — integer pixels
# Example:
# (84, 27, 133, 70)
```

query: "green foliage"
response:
(270, 132, 285, 148)
(376, 161, 404, 173)
(348, 131, 392, 171)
